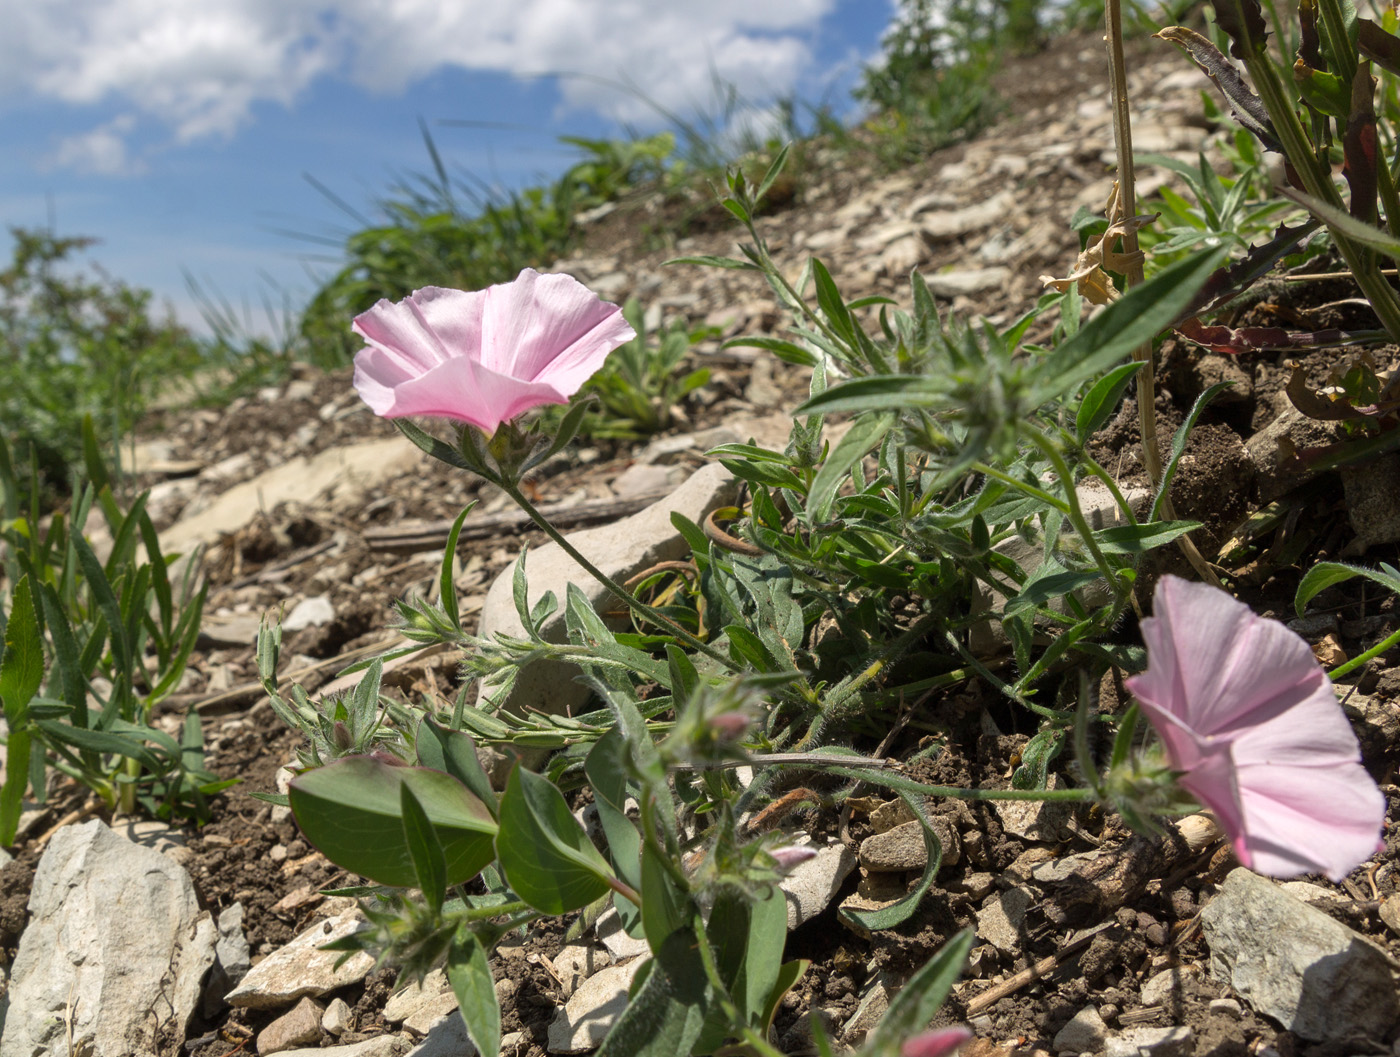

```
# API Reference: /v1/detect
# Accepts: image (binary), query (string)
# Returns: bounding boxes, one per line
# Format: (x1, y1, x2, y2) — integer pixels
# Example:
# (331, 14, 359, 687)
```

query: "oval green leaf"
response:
(290, 756, 497, 888)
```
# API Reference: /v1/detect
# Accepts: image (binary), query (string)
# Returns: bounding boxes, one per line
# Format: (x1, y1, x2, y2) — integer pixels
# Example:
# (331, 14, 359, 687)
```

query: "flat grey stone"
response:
(1104, 1025, 1194, 1057)
(1140, 967, 1192, 1008)
(407, 1012, 477, 1057)
(276, 1036, 408, 1057)
(975, 887, 1032, 954)
(2, 819, 216, 1057)
(283, 594, 336, 631)
(323, 997, 353, 1036)
(257, 997, 324, 1055)
(226, 909, 376, 1009)
(1201, 868, 1399, 1042)
(384, 969, 458, 1032)
(1052, 1004, 1108, 1054)
(594, 908, 650, 960)
(546, 959, 645, 1053)
(858, 818, 959, 872)
(780, 842, 857, 929)
(922, 267, 1012, 298)
(478, 463, 736, 717)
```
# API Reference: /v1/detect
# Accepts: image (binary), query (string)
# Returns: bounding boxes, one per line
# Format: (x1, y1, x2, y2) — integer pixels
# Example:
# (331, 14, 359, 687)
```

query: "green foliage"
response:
(0, 421, 225, 837)
(572, 298, 715, 440)
(298, 129, 687, 367)
(0, 228, 205, 493)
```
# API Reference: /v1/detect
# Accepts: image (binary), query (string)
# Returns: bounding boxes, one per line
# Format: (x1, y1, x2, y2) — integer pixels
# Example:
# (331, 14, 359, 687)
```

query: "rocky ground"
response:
(3, 29, 1400, 1057)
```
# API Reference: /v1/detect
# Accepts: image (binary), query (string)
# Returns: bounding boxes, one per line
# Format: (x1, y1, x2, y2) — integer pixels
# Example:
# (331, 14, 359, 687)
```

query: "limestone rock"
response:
(2, 819, 217, 1057)
(1201, 868, 1399, 1042)
(975, 887, 1032, 954)
(858, 817, 959, 872)
(546, 959, 645, 1054)
(780, 842, 858, 929)
(226, 909, 376, 1010)
(1052, 1005, 1108, 1054)
(274, 1037, 408, 1057)
(257, 997, 324, 1054)
(323, 997, 353, 1036)
(1104, 1025, 1193, 1057)
(283, 594, 336, 631)
(407, 1012, 477, 1057)
(478, 462, 736, 716)
(383, 970, 459, 1034)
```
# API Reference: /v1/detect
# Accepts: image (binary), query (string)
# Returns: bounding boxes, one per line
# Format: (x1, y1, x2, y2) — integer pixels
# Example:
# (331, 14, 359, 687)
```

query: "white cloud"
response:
(2, 0, 836, 168)
(46, 115, 145, 175)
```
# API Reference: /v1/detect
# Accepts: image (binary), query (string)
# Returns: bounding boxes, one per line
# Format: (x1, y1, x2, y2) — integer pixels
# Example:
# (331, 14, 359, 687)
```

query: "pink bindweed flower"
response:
(351, 269, 635, 434)
(900, 1026, 973, 1057)
(1125, 576, 1386, 881)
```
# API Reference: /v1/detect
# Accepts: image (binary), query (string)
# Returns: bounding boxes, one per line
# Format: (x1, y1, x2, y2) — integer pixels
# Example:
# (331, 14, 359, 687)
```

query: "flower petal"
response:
(478, 269, 636, 392)
(1134, 577, 1323, 739)
(360, 354, 571, 432)
(352, 286, 485, 376)
(1232, 759, 1387, 880)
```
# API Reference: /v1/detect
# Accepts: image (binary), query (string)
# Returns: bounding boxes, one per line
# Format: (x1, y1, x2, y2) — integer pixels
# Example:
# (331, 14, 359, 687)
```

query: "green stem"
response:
(1329, 626, 1400, 681)
(819, 764, 1098, 803)
(456, 899, 531, 924)
(1242, 16, 1400, 342)
(970, 462, 1071, 514)
(502, 483, 737, 672)
(1029, 432, 1125, 606)
(690, 909, 786, 1057)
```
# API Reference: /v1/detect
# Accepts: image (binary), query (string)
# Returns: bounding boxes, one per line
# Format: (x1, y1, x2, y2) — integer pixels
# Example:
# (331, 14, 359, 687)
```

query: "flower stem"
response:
(1328, 627, 1400, 682)
(501, 483, 738, 672)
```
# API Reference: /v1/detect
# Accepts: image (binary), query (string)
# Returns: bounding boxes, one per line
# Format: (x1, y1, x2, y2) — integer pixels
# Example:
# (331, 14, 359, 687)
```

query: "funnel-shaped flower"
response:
(351, 269, 635, 434)
(1125, 576, 1385, 881)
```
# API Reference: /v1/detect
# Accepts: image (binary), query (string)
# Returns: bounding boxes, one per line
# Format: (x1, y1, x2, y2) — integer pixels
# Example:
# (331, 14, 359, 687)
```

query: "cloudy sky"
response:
(0, 0, 889, 336)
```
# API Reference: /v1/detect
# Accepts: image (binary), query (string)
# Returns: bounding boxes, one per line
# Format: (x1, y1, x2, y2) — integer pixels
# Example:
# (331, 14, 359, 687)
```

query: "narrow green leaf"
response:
(1094, 520, 1203, 554)
(1296, 560, 1400, 614)
(863, 929, 974, 1056)
(440, 504, 476, 631)
(447, 928, 501, 1057)
(0, 729, 30, 845)
(585, 729, 643, 890)
(400, 782, 448, 913)
(1032, 247, 1229, 402)
(809, 412, 896, 524)
(641, 839, 691, 952)
(594, 930, 711, 1057)
(838, 791, 943, 933)
(1075, 362, 1145, 444)
(0, 576, 44, 729)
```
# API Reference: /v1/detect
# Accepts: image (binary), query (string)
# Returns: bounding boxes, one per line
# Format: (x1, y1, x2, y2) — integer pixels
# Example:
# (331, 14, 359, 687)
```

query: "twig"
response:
(1104, 0, 1221, 588)
(189, 636, 403, 714)
(964, 922, 1115, 1015)
(361, 489, 674, 552)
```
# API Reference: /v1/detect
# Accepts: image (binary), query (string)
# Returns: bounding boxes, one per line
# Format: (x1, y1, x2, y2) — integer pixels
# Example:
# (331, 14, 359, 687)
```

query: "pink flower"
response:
(1125, 576, 1386, 881)
(351, 269, 635, 434)
(901, 1027, 973, 1057)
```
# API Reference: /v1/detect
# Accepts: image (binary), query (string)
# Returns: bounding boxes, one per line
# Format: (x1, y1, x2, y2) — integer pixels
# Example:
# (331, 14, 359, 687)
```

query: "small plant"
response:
(248, 139, 1387, 1057)
(576, 297, 716, 440)
(0, 419, 228, 840)
(0, 227, 206, 494)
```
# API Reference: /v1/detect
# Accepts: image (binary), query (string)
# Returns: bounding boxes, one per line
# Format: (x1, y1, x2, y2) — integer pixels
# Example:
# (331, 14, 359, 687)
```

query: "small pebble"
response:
(1208, 998, 1242, 1020)
(323, 997, 352, 1035)
(269, 845, 288, 864)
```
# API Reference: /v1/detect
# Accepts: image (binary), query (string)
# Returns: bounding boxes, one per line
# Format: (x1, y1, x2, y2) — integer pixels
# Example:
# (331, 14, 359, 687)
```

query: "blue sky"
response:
(0, 1, 892, 337)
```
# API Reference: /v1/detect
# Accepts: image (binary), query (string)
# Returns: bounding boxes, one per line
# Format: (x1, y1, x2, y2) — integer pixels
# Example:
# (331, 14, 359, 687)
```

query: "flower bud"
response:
(901, 1026, 973, 1057)
(707, 711, 750, 741)
(769, 845, 818, 871)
